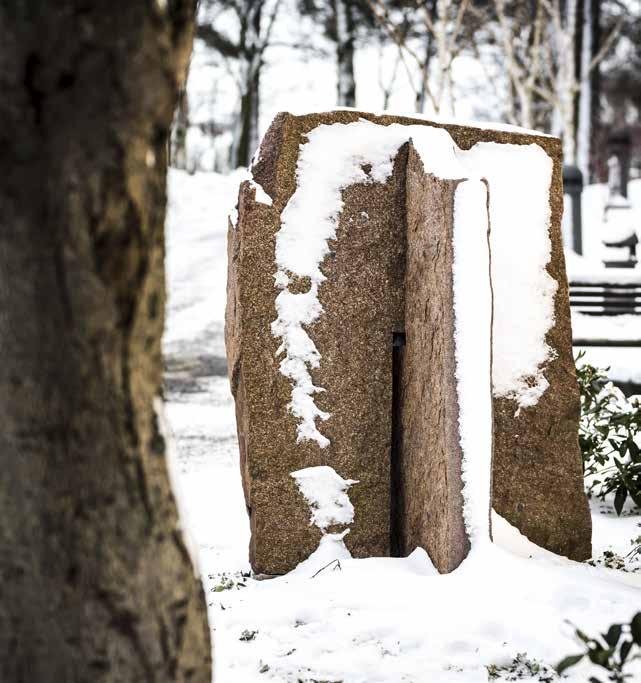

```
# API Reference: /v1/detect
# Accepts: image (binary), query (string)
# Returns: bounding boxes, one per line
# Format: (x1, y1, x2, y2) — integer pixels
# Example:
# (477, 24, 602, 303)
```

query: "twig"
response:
(311, 559, 342, 578)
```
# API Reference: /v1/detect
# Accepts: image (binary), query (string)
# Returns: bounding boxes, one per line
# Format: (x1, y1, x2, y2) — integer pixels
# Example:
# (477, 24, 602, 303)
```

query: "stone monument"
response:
(225, 110, 592, 576)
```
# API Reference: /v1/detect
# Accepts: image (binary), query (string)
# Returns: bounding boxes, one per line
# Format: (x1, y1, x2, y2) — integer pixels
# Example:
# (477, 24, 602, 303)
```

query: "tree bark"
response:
(0, 2, 211, 681)
(236, 68, 261, 168)
(233, 0, 263, 168)
(171, 85, 191, 171)
(576, 0, 596, 181)
(335, 0, 357, 107)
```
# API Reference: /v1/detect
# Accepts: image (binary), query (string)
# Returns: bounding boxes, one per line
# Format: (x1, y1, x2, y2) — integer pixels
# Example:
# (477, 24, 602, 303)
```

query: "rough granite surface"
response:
(225, 110, 592, 575)
(394, 147, 477, 573)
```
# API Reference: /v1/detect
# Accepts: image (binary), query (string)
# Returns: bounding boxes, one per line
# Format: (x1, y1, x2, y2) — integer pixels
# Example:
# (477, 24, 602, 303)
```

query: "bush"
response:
(487, 653, 558, 680)
(557, 612, 641, 682)
(577, 354, 641, 515)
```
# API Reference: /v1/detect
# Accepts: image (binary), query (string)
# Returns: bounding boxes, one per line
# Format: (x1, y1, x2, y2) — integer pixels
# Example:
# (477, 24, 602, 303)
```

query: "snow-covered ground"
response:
(165, 169, 641, 682)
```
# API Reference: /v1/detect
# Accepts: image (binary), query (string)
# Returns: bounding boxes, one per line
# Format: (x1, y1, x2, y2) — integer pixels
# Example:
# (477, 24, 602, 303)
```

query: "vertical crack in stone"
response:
(390, 331, 406, 558)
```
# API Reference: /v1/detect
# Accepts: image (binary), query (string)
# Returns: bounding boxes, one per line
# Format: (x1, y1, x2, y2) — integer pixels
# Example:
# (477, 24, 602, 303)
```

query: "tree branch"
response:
(196, 23, 240, 58)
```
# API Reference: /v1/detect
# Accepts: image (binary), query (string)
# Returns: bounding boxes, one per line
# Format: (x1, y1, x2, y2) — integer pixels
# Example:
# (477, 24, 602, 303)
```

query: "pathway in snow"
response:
(164, 170, 251, 581)
(165, 169, 641, 683)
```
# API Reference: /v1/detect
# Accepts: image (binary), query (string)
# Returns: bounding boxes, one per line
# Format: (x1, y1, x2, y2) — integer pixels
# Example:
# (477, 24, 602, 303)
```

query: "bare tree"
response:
(197, 0, 283, 167)
(377, 37, 403, 109)
(171, 81, 192, 170)
(490, 0, 547, 130)
(297, 0, 379, 108)
(367, 0, 471, 115)
(334, 0, 358, 105)
(0, 2, 211, 680)
(490, 0, 624, 163)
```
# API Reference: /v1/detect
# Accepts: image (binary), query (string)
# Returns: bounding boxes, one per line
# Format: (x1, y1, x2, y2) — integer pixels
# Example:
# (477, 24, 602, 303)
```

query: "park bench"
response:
(570, 279, 641, 347)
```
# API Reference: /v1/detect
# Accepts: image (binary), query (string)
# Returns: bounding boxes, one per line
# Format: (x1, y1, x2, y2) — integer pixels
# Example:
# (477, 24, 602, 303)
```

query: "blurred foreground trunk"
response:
(0, 2, 211, 681)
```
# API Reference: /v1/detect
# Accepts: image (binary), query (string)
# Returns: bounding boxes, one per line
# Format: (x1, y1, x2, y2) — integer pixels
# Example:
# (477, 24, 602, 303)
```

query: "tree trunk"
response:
(233, 2, 263, 168)
(0, 2, 211, 682)
(335, 0, 357, 107)
(576, 0, 594, 180)
(415, 32, 433, 114)
(171, 85, 191, 170)
(235, 67, 261, 168)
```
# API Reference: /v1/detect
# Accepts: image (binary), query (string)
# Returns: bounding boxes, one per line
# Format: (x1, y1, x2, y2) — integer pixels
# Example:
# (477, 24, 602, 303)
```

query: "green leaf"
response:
(604, 624, 622, 647)
(576, 628, 591, 644)
(614, 486, 628, 516)
(631, 612, 641, 645)
(587, 645, 611, 668)
(620, 638, 633, 663)
(555, 653, 584, 673)
(630, 487, 641, 508)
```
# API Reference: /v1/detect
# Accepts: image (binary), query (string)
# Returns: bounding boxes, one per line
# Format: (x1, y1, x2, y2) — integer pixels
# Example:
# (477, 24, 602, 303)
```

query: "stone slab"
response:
(393, 148, 474, 572)
(226, 110, 592, 575)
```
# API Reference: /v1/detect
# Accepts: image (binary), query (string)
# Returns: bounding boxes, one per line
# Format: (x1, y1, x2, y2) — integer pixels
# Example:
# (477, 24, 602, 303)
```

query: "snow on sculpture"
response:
(273, 121, 556, 449)
(225, 110, 592, 576)
(289, 466, 358, 575)
(291, 465, 358, 531)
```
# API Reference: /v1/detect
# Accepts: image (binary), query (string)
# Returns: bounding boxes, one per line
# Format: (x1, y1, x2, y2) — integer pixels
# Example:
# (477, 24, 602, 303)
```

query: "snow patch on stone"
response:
(272, 119, 556, 446)
(291, 465, 358, 531)
(272, 122, 409, 447)
(290, 466, 358, 576)
(288, 530, 353, 578)
(460, 142, 556, 413)
(229, 167, 272, 229)
(249, 178, 273, 206)
(452, 180, 493, 543)
(321, 107, 556, 137)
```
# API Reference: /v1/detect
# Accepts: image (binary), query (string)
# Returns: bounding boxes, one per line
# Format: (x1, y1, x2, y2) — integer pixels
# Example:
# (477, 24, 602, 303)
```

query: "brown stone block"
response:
(226, 140, 408, 575)
(226, 110, 592, 575)
(392, 147, 479, 573)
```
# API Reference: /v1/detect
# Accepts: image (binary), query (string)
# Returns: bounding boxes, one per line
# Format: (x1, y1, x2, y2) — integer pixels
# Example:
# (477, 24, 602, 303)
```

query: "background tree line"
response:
(171, 0, 641, 183)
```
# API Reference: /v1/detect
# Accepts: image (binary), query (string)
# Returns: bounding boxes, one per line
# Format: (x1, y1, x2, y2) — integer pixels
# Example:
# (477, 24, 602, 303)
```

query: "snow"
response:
(452, 180, 493, 542)
(272, 121, 413, 447)
(460, 141, 556, 411)
(288, 530, 354, 579)
(569, 178, 641, 262)
(565, 250, 641, 285)
(289, 466, 358, 578)
(330, 106, 555, 138)
(271, 285, 329, 447)
(166, 169, 641, 683)
(290, 465, 358, 531)
(154, 396, 200, 576)
(272, 118, 556, 449)
(565, 180, 641, 386)
(208, 526, 641, 683)
(572, 312, 641, 342)
(602, 203, 637, 244)
(240, 167, 273, 207)
(164, 168, 244, 355)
